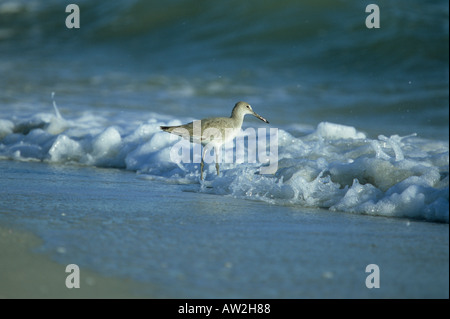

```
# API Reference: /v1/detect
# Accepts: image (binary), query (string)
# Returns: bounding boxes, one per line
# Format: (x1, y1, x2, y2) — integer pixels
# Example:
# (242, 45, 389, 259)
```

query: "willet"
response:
(160, 101, 269, 180)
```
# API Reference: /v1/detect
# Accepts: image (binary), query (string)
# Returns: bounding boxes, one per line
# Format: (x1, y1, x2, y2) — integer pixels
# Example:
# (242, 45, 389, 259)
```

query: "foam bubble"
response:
(92, 127, 121, 156)
(0, 119, 14, 139)
(316, 122, 366, 140)
(49, 135, 83, 162)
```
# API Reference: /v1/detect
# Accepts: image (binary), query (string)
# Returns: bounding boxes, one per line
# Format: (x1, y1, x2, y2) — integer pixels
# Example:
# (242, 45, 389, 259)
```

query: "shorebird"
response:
(160, 101, 269, 180)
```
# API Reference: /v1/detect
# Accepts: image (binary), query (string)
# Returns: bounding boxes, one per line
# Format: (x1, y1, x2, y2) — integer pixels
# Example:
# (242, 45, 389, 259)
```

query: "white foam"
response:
(0, 110, 448, 223)
(316, 122, 366, 140)
(90, 126, 122, 166)
(0, 119, 14, 138)
(49, 135, 83, 162)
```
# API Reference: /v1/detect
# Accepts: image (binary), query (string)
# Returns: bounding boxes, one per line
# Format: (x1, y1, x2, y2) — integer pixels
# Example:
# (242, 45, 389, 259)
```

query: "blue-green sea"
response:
(0, 0, 448, 298)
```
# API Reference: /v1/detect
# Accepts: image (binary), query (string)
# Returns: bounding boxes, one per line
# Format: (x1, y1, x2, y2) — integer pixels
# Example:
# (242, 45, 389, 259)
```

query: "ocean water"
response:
(0, 0, 449, 297)
(1, 0, 448, 138)
(1, 160, 448, 298)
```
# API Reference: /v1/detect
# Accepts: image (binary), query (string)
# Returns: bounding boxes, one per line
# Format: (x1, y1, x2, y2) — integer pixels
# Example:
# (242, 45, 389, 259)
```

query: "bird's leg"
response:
(215, 146, 220, 176)
(200, 158, 204, 180)
(200, 147, 207, 180)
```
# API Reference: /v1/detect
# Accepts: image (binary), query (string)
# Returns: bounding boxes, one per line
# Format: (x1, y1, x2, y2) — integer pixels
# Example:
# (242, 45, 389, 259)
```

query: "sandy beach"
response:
(0, 224, 146, 298)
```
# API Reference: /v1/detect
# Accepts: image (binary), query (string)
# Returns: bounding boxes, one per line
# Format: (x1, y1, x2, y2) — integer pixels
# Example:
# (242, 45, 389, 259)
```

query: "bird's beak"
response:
(252, 111, 269, 124)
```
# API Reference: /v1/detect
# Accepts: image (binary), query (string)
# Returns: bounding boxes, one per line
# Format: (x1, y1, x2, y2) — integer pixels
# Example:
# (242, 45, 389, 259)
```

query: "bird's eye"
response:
(246, 105, 250, 109)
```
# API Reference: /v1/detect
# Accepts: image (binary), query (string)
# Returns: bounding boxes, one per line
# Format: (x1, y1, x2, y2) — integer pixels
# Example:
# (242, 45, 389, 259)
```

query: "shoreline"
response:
(1, 160, 448, 299)
(0, 224, 149, 298)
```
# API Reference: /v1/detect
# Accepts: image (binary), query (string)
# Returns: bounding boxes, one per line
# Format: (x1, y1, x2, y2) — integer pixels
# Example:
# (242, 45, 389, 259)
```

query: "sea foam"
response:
(0, 108, 448, 222)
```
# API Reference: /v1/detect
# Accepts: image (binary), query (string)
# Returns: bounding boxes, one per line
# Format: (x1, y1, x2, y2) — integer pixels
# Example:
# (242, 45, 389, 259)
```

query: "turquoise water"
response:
(1, 0, 448, 139)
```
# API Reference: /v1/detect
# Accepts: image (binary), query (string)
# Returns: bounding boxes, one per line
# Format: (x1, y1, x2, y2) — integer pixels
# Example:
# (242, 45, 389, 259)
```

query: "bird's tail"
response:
(160, 125, 177, 132)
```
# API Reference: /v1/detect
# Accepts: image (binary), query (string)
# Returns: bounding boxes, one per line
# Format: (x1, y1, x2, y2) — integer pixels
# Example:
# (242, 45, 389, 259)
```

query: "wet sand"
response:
(0, 225, 147, 298)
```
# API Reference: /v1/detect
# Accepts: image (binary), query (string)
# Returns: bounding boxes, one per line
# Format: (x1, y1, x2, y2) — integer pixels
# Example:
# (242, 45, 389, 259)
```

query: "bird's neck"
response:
(230, 112, 244, 127)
